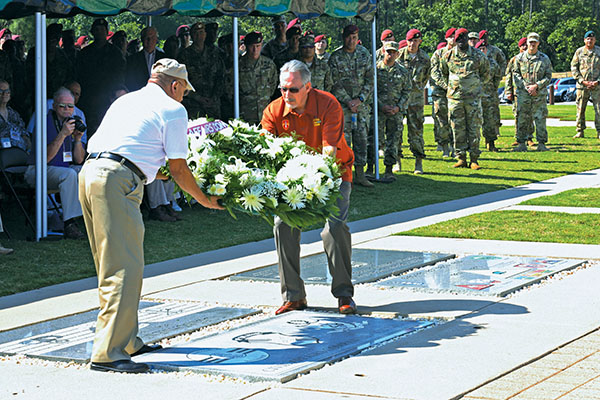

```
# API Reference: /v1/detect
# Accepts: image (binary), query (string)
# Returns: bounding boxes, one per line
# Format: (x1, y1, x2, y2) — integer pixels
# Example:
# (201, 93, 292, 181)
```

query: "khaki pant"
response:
(79, 158, 145, 363)
(575, 88, 600, 135)
(273, 181, 353, 301)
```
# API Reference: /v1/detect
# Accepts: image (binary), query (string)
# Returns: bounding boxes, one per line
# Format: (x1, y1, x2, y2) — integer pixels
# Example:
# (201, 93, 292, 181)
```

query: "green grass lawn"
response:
(424, 104, 593, 121)
(395, 210, 600, 245)
(519, 188, 600, 207)
(1, 124, 599, 297)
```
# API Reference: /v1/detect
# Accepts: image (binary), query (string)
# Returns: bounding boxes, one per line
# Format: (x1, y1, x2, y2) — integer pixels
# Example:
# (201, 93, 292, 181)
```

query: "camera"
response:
(68, 115, 87, 132)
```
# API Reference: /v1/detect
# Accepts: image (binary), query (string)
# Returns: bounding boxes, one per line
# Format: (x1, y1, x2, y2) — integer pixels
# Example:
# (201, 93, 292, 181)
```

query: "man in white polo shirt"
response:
(79, 59, 223, 374)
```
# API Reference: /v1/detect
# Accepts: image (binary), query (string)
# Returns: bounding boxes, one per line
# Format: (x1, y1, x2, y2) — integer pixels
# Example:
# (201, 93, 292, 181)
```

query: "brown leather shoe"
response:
(527, 139, 535, 147)
(275, 299, 307, 315)
(511, 141, 519, 146)
(163, 205, 183, 221)
(452, 158, 468, 168)
(338, 297, 357, 314)
(470, 161, 481, 170)
(64, 222, 85, 240)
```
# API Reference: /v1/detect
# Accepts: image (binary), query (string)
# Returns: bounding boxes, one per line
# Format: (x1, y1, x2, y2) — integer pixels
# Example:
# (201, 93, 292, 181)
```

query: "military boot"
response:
(383, 165, 396, 181)
(512, 142, 528, 152)
(536, 142, 549, 152)
(452, 155, 468, 168)
(354, 167, 374, 188)
(414, 158, 424, 175)
(470, 156, 481, 170)
(573, 132, 585, 138)
(392, 160, 401, 173)
(442, 143, 451, 158)
(486, 140, 498, 152)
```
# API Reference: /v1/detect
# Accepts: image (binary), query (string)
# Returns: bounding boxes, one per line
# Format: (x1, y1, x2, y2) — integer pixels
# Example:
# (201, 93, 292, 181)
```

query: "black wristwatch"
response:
(358, 95, 365, 102)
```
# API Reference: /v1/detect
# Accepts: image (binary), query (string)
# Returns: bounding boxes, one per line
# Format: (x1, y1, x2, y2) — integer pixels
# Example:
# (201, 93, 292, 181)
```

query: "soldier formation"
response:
(5, 18, 599, 190)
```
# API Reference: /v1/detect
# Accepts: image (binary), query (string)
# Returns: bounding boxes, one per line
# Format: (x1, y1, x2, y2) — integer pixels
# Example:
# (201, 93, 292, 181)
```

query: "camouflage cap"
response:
(191, 22, 205, 32)
(383, 41, 399, 51)
(300, 34, 315, 47)
(527, 32, 540, 42)
(467, 32, 479, 40)
(152, 58, 195, 92)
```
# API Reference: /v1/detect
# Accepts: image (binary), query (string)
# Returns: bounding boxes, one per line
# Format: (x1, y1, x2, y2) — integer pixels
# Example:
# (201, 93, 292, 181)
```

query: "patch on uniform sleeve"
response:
(282, 119, 290, 130)
(313, 118, 321, 126)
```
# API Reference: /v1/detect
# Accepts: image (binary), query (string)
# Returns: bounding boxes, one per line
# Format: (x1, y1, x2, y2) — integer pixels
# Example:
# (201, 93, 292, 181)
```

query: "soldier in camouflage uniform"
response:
(297, 34, 333, 92)
(315, 34, 330, 62)
(476, 40, 501, 152)
(238, 31, 279, 125)
(505, 37, 533, 146)
(512, 32, 553, 152)
(397, 29, 430, 174)
(571, 30, 600, 139)
(430, 28, 456, 157)
(376, 29, 395, 63)
(479, 31, 507, 133)
(438, 28, 490, 169)
(178, 22, 225, 119)
(376, 41, 411, 180)
(261, 16, 287, 60)
(274, 25, 302, 69)
(329, 24, 374, 187)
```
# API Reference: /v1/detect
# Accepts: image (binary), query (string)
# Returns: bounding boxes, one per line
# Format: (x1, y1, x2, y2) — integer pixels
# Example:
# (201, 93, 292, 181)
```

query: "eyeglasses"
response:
(57, 103, 74, 109)
(0, 89, 10, 94)
(172, 80, 190, 96)
(280, 85, 304, 93)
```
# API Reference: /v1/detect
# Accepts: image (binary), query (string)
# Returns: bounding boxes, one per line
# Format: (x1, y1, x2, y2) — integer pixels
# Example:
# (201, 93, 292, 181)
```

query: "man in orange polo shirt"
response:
(261, 60, 357, 315)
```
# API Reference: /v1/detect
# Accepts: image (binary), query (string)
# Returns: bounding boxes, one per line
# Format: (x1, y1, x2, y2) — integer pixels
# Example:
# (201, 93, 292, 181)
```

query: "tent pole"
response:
(41, 13, 47, 237)
(147, 16, 152, 27)
(34, 13, 42, 241)
(233, 17, 239, 119)
(371, 17, 379, 179)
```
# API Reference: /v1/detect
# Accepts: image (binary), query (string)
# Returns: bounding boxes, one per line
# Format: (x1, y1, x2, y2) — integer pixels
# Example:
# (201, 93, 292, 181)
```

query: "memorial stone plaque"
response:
(135, 311, 434, 382)
(0, 301, 259, 362)
(375, 255, 586, 296)
(231, 249, 454, 284)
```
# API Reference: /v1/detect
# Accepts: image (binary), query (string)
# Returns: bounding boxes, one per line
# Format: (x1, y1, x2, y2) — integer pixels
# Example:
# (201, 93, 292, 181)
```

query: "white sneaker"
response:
(0, 244, 14, 255)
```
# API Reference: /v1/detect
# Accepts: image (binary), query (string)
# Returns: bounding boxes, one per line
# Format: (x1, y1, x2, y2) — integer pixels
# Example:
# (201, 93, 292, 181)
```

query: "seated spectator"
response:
(27, 81, 88, 148)
(146, 180, 181, 222)
(0, 80, 30, 152)
(0, 213, 13, 255)
(25, 87, 85, 239)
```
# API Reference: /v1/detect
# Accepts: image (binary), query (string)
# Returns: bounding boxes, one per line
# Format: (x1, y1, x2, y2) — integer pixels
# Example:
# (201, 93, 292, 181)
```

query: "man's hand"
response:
(507, 93, 513, 101)
(347, 98, 361, 113)
(526, 84, 538, 96)
(169, 158, 225, 211)
(60, 119, 75, 138)
(73, 128, 84, 142)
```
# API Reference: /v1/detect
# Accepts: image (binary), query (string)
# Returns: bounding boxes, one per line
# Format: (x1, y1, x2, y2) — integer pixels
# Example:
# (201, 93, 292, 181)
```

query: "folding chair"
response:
(0, 147, 35, 234)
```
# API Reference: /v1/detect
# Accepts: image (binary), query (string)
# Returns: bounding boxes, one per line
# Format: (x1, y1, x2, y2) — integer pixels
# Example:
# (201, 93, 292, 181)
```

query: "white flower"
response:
(313, 185, 330, 204)
(208, 184, 226, 196)
(289, 147, 303, 157)
(241, 188, 265, 212)
(284, 186, 306, 209)
(214, 173, 227, 184)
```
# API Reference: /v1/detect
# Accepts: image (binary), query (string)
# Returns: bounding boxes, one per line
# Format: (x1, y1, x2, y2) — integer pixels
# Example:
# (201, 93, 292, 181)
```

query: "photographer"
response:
(25, 87, 85, 239)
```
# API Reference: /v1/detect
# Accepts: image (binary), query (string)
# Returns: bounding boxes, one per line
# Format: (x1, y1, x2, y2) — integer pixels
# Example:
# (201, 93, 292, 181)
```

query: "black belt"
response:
(88, 152, 147, 183)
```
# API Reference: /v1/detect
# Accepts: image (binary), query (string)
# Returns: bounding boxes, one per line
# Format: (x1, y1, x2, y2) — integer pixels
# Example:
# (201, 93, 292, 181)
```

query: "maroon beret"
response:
(454, 28, 468, 40)
(314, 34, 326, 43)
(343, 24, 359, 38)
(406, 28, 421, 40)
(445, 28, 456, 39)
(518, 37, 527, 47)
(479, 30, 488, 39)
(437, 42, 447, 50)
(380, 29, 394, 42)
(287, 18, 300, 31)
(244, 31, 263, 46)
(475, 40, 485, 49)
(398, 39, 407, 49)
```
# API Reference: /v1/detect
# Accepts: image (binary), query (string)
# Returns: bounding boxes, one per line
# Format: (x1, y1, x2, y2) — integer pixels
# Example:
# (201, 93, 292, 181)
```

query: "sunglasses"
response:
(280, 85, 304, 93)
(0, 89, 10, 94)
(57, 103, 74, 109)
